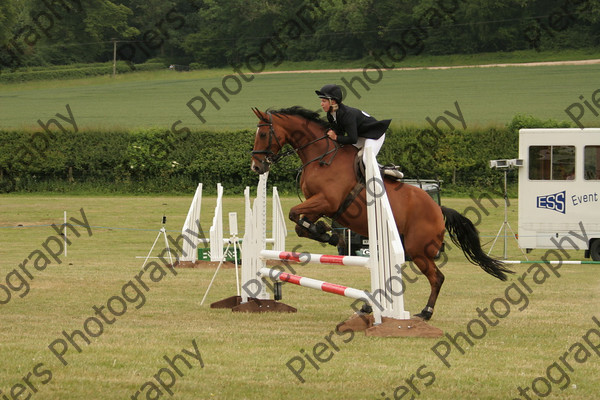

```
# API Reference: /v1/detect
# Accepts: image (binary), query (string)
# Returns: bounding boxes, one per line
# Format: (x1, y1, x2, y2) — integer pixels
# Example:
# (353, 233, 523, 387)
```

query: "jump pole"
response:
(259, 267, 371, 302)
(504, 260, 600, 264)
(259, 250, 370, 268)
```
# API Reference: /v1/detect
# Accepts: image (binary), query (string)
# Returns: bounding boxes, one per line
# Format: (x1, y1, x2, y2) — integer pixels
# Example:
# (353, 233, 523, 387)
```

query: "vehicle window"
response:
(552, 146, 576, 180)
(584, 145, 600, 180)
(529, 146, 550, 180)
(529, 145, 575, 180)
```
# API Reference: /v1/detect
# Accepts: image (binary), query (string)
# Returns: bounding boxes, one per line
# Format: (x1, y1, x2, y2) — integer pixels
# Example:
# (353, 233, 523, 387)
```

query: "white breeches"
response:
(354, 133, 385, 163)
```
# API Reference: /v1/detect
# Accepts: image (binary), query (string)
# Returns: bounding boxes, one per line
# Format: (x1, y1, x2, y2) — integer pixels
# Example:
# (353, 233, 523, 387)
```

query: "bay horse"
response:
(250, 106, 512, 320)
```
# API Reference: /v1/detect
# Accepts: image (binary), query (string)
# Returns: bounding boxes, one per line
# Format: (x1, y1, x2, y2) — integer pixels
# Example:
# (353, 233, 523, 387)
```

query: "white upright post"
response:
(365, 147, 410, 324)
(63, 211, 67, 257)
(241, 173, 269, 303)
(229, 212, 240, 296)
(210, 183, 224, 262)
(181, 183, 203, 262)
(272, 187, 287, 251)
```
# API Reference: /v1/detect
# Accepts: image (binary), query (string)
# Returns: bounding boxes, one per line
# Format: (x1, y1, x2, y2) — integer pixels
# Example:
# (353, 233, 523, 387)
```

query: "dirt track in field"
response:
(260, 58, 600, 74)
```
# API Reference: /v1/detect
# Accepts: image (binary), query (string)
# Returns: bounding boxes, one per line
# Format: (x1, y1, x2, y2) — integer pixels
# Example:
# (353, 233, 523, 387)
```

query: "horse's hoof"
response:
(359, 304, 373, 314)
(414, 310, 433, 321)
(315, 220, 329, 234)
(295, 224, 310, 238)
(328, 233, 339, 246)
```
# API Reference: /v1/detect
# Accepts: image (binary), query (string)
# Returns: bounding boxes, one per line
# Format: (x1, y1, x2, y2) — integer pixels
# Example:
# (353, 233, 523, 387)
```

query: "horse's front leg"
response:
(289, 193, 340, 246)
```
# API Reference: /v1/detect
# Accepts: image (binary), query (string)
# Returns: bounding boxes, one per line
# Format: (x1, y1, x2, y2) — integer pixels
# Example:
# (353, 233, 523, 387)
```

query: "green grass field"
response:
(1, 194, 598, 400)
(2, 62, 599, 131)
(1, 53, 600, 399)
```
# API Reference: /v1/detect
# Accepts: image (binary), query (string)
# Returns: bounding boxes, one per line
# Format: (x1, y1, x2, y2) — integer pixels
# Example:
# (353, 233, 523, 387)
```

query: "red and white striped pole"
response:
(259, 249, 369, 268)
(259, 267, 371, 302)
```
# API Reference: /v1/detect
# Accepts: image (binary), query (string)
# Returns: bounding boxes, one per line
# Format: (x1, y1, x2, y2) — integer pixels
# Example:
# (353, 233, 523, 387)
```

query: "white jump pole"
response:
(504, 260, 600, 264)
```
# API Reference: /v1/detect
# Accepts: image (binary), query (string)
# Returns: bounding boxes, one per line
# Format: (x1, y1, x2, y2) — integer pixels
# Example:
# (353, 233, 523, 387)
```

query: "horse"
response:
(250, 106, 513, 320)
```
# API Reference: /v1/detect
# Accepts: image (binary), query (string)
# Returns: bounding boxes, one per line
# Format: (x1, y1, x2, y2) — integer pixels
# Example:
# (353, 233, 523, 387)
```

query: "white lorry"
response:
(518, 128, 600, 260)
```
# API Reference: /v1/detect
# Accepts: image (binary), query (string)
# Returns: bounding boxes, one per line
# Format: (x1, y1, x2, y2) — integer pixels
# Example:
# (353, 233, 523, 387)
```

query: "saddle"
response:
(355, 148, 404, 182)
(331, 150, 404, 221)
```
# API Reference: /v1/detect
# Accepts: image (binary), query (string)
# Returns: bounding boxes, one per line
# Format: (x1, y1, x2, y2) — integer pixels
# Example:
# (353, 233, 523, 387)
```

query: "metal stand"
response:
(200, 235, 241, 305)
(487, 169, 528, 260)
(201, 212, 242, 305)
(141, 226, 174, 268)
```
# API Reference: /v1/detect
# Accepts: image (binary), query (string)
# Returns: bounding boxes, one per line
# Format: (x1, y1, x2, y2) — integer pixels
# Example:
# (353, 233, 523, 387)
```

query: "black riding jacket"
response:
(326, 104, 391, 145)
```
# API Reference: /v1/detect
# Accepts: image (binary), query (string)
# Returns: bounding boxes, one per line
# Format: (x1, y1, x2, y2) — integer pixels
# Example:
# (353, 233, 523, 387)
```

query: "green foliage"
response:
(0, 61, 164, 83)
(506, 113, 573, 133)
(19, 0, 136, 65)
(0, 0, 17, 45)
(188, 62, 205, 70)
(380, 123, 521, 190)
(0, 117, 548, 194)
(131, 62, 166, 72)
(2, 0, 600, 70)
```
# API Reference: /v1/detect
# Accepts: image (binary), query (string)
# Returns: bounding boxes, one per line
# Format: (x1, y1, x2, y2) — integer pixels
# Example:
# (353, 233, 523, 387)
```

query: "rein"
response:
(251, 112, 339, 170)
(298, 135, 338, 169)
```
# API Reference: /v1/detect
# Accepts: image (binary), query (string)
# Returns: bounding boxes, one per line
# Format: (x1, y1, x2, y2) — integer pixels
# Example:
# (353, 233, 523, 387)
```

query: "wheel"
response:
(590, 239, 600, 261)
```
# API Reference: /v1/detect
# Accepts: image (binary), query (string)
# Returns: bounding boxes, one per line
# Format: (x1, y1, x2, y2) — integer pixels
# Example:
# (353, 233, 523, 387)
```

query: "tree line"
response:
(1, 0, 598, 72)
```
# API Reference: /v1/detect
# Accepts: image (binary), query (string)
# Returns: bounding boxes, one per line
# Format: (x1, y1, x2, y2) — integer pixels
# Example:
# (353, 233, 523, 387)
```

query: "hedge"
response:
(0, 116, 571, 194)
(0, 62, 166, 84)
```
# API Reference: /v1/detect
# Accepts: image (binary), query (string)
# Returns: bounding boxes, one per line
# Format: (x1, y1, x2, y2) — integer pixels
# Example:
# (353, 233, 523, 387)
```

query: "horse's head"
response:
(250, 106, 333, 174)
(250, 108, 288, 174)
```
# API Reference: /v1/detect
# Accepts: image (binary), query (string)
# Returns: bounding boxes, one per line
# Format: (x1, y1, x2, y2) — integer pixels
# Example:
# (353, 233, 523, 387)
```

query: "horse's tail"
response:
(441, 206, 514, 281)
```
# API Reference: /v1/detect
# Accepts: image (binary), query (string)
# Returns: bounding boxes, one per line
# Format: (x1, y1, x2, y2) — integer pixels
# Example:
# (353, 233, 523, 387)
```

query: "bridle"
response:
(251, 112, 339, 170)
(251, 112, 288, 166)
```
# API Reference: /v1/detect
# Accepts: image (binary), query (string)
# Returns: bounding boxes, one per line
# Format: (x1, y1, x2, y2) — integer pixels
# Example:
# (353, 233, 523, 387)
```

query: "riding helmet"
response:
(315, 84, 343, 103)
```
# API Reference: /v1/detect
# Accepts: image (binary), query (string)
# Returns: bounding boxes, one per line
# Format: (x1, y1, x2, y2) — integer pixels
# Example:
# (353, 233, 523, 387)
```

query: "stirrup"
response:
(380, 164, 404, 179)
(384, 170, 404, 179)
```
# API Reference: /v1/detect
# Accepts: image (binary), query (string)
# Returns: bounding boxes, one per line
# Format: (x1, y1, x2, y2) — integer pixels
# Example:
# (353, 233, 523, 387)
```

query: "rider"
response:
(316, 83, 391, 166)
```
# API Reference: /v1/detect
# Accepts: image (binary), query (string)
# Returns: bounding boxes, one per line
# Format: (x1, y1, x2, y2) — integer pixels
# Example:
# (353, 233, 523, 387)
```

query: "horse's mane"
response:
(267, 106, 328, 127)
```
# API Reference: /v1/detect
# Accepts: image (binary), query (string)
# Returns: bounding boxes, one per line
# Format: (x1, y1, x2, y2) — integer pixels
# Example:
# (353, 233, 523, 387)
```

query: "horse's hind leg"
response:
(412, 255, 445, 321)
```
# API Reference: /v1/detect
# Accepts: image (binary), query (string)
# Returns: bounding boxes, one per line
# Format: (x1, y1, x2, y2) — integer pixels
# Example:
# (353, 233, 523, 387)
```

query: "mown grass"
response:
(0, 194, 598, 399)
(3, 47, 599, 89)
(1, 49, 599, 132)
